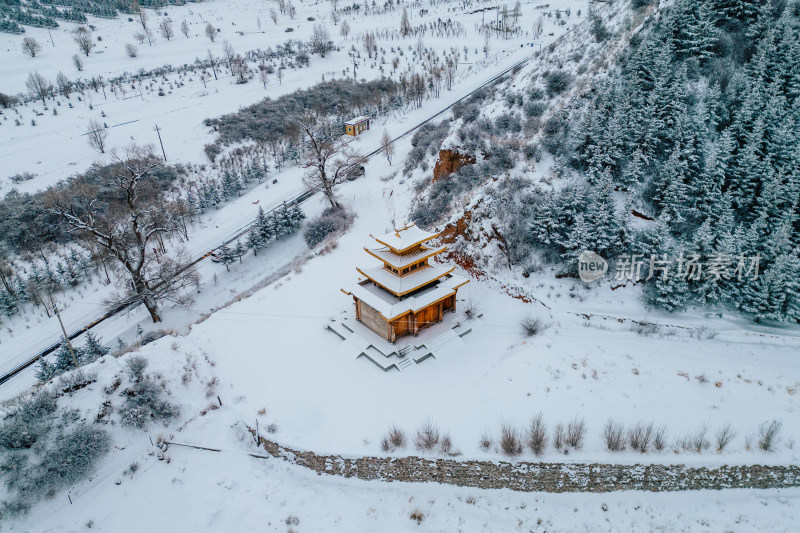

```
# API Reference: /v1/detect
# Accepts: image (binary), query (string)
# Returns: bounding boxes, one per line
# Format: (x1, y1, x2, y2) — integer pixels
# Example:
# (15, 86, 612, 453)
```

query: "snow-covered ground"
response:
(2, 0, 800, 530)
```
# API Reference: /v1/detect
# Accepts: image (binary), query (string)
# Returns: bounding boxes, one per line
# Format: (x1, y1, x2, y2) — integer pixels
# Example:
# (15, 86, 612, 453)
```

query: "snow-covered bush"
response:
(119, 378, 180, 429)
(0, 389, 58, 449)
(543, 71, 574, 97)
(758, 420, 782, 452)
(303, 207, 350, 248)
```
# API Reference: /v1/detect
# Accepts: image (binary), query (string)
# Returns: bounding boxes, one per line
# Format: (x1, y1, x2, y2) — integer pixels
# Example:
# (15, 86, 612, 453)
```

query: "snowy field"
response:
(2, 0, 800, 530)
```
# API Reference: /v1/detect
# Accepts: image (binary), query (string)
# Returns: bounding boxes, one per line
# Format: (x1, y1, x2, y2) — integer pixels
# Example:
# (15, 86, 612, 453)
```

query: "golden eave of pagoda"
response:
(363, 245, 446, 267)
(371, 233, 441, 254)
(356, 266, 456, 297)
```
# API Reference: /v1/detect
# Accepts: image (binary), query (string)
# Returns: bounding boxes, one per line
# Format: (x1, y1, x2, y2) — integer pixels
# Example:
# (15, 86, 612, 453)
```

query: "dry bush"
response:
(553, 423, 565, 450)
(603, 419, 626, 452)
(388, 426, 407, 450)
(565, 418, 586, 449)
(409, 509, 425, 524)
(715, 423, 736, 452)
(415, 421, 440, 451)
(500, 423, 522, 456)
(653, 425, 667, 451)
(758, 420, 782, 452)
(628, 421, 653, 453)
(526, 413, 547, 455)
(440, 433, 453, 454)
(691, 424, 710, 453)
(479, 432, 492, 451)
(521, 315, 547, 337)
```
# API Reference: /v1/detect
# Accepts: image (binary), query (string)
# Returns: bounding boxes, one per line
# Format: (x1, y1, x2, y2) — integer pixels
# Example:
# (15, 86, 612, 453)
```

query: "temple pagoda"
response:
(342, 223, 469, 342)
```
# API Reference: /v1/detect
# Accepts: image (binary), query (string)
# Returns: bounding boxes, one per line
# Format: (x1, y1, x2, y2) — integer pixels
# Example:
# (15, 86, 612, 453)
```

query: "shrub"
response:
(691, 424, 711, 453)
(479, 432, 492, 451)
(126, 356, 148, 382)
(758, 420, 782, 452)
(627, 421, 653, 453)
(500, 423, 522, 456)
(23, 424, 111, 499)
(521, 315, 546, 337)
(440, 433, 453, 454)
(382, 425, 406, 451)
(543, 71, 574, 98)
(119, 378, 180, 429)
(409, 509, 425, 524)
(0, 389, 58, 449)
(524, 101, 547, 118)
(565, 418, 586, 449)
(303, 207, 350, 247)
(603, 420, 626, 451)
(553, 423, 565, 450)
(715, 423, 736, 452)
(589, 14, 610, 42)
(526, 413, 547, 455)
(415, 421, 440, 451)
(653, 425, 668, 451)
(0, 92, 18, 108)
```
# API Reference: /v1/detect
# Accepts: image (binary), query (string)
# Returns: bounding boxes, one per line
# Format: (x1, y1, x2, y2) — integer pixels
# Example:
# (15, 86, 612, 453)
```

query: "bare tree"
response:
(73, 26, 95, 56)
(46, 145, 187, 323)
(125, 43, 138, 58)
(311, 24, 331, 57)
(296, 114, 367, 209)
(277, 66, 284, 84)
(232, 55, 250, 84)
(72, 54, 84, 71)
(159, 19, 174, 40)
(363, 32, 377, 58)
(380, 129, 394, 165)
(180, 19, 190, 38)
(340, 19, 350, 38)
(22, 37, 42, 58)
(222, 41, 236, 71)
(56, 72, 72, 99)
(207, 50, 219, 79)
(270, 8, 278, 25)
(26, 71, 52, 105)
(258, 63, 269, 89)
(205, 23, 217, 42)
(87, 119, 108, 154)
(133, 31, 147, 44)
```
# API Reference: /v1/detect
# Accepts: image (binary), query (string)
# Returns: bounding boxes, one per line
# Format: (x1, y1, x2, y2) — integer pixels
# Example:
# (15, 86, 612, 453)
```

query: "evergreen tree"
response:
(234, 240, 247, 263)
(36, 358, 57, 382)
(216, 244, 236, 272)
(247, 227, 267, 256)
(79, 332, 110, 365)
(53, 337, 79, 374)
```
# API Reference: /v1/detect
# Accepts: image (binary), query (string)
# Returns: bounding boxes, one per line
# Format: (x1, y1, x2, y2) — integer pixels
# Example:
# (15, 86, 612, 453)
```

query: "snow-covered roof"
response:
(364, 245, 446, 269)
(357, 265, 453, 296)
(373, 223, 439, 253)
(348, 274, 469, 320)
(344, 116, 370, 125)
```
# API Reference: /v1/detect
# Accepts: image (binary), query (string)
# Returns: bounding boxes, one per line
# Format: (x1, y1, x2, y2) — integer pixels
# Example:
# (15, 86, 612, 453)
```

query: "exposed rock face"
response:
(433, 149, 476, 181)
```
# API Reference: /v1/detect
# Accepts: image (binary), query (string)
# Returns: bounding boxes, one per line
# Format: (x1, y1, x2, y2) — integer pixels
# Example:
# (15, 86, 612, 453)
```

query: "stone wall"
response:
(250, 429, 800, 493)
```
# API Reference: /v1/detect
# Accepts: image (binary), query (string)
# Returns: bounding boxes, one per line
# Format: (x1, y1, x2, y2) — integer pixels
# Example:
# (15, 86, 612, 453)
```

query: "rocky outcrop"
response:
(249, 428, 800, 493)
(432, 149, 476, 181)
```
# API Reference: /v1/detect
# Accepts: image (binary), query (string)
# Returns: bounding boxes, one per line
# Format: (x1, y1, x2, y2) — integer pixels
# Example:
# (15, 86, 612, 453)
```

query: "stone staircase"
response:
(327, 317, 474, 372)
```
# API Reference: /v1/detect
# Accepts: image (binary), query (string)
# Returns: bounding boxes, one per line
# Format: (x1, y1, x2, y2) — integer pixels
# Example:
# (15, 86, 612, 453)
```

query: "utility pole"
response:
(47, 29, 55, 47)
(154, 124, 167, 161)
(50, 294, 79, 369)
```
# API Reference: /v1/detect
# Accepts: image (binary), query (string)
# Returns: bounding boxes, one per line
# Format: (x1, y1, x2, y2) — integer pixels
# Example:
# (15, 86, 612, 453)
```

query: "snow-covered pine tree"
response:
(216, 244, 236, 271)
(79, 332, 110, 365)
(234, 240, 247, 263)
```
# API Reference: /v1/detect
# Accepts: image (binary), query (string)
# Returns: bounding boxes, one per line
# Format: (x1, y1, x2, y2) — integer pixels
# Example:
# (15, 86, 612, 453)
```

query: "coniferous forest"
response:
(508, 0, 800, 321)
